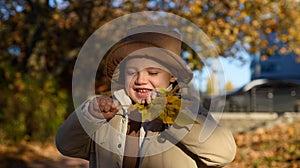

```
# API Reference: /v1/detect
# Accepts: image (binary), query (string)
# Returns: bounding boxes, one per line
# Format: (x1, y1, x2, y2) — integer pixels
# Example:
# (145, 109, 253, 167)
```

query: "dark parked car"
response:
(203, 79, 300, 112)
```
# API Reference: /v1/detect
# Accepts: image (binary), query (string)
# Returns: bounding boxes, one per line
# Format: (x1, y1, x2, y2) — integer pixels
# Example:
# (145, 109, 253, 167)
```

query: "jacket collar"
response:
(113, 89, 132, 116)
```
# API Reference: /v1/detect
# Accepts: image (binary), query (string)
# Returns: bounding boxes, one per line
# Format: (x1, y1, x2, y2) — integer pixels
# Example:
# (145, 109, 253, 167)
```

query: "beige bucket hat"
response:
(105, 25, 193, 84)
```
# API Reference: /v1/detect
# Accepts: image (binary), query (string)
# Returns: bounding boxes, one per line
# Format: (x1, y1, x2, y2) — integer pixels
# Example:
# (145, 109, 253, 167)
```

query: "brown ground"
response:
(0, 141, 88, 168)
(226, 120, 300, 168)
(1, 120, 299, 168)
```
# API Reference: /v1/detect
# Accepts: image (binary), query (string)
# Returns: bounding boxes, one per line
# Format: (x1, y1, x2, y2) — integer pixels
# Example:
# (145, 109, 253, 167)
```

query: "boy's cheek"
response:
(124, 81, 129, 93)
(124, 77, 134, 90)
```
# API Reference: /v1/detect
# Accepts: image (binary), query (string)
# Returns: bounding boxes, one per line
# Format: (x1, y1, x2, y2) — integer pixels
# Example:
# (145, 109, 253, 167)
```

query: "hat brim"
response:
(107, 44, 193, 84)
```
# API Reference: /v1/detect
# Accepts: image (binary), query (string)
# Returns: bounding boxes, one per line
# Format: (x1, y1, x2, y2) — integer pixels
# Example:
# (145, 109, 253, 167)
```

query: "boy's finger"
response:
(112, 100, 120, 110)
(104, 104, 110, 112)
(99, 98, 106, 107)
(151, 90, 157, 100)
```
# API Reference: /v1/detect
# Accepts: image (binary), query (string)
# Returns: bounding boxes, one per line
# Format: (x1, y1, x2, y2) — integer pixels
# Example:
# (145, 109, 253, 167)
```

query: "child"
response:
(56, 25, 236, 168)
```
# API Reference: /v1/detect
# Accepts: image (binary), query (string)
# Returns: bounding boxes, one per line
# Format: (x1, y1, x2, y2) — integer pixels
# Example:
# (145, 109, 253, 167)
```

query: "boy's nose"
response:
(135, 72, 147, 84)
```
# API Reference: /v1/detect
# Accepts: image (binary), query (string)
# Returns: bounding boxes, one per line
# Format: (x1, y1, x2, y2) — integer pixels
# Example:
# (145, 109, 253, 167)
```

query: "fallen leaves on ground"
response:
(0, 121, 299, 168)
(226, 120, 300, 168)
(0, 141, 88, 168)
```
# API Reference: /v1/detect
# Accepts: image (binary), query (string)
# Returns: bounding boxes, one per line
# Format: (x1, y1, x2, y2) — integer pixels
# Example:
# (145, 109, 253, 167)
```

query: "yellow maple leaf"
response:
(133, 88, 198, 126)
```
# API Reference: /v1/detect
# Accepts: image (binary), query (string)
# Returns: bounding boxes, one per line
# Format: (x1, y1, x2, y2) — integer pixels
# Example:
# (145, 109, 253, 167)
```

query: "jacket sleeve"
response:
(55, 100, 106, 160)
(165, 108, 236, 167)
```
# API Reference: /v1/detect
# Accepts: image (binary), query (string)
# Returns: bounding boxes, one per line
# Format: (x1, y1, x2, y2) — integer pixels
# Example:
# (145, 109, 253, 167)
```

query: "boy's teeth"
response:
(138, 89, 148, 93)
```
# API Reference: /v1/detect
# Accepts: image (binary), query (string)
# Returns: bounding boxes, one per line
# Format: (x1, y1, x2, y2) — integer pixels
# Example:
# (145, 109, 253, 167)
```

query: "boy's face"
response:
(123, 57, 176, 104)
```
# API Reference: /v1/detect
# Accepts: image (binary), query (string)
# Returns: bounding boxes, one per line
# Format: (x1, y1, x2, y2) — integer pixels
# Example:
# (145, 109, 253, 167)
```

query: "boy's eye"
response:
(148, 71, 158, 76)
(126, 71, 136, 75)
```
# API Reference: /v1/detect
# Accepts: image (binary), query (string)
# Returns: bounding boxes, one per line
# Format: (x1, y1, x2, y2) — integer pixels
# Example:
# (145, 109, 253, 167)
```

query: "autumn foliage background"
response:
(1, 0, 300, 167)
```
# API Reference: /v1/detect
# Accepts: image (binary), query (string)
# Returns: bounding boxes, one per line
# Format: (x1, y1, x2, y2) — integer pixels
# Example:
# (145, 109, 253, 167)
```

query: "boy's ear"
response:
(170, 76, 177, 83)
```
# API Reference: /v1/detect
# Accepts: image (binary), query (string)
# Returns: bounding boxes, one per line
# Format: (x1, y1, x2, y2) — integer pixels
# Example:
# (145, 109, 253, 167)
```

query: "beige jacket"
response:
(56, 89, 236, 168)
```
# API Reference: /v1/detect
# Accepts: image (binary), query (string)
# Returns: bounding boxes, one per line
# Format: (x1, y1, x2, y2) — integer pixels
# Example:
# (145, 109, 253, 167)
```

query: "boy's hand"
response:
(88, 96, 121, 119)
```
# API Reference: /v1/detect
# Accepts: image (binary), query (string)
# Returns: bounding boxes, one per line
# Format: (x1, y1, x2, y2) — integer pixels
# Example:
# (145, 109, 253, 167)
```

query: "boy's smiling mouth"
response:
(135, 88, 152, 99)
(135, 88, 151, 93)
